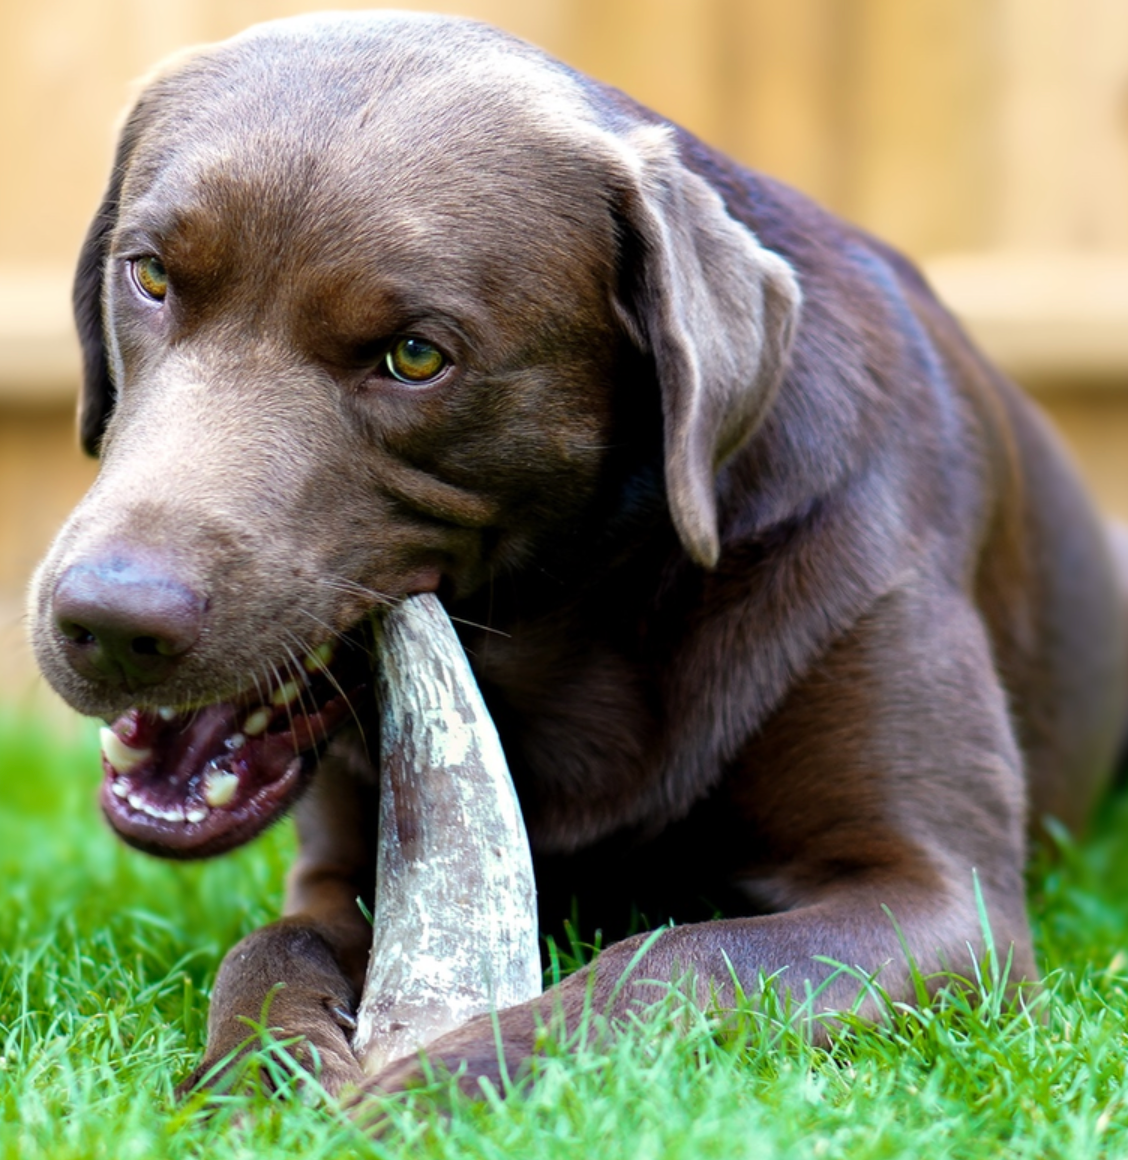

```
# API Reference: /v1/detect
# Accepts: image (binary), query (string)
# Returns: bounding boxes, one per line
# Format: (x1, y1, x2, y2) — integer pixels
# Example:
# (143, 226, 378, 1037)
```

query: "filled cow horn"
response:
(352, 593, 542, 1075)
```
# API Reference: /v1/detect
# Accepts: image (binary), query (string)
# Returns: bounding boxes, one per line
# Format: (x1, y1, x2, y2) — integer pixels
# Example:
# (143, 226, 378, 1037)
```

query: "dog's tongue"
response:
(98, 642, 367, 858)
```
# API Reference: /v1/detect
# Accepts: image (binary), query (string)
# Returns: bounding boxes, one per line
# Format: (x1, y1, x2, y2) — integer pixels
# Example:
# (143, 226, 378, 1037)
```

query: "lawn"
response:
(2, 706, 1128, 1159)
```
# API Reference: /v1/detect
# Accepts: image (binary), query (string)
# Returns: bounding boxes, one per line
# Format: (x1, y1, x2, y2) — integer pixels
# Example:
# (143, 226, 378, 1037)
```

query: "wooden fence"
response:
(2, 0, 1127, 702)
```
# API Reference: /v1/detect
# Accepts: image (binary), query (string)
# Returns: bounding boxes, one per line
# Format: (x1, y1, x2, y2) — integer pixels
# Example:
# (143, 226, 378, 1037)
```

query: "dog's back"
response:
(669, 127, 1128, 835)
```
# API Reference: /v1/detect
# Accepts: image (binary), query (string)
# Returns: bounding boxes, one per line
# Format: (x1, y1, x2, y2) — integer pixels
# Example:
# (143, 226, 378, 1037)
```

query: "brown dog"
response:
(29, 12, 1128, 1097)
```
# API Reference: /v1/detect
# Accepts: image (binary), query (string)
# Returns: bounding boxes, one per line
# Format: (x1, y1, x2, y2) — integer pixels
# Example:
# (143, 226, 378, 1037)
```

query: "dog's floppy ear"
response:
(73, 101, 152, 457)
(613, 127, 801, 567)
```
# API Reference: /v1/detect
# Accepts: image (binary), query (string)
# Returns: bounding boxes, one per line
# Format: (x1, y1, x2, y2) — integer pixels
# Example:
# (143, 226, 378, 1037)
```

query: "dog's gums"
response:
(97, 632, 371, 858)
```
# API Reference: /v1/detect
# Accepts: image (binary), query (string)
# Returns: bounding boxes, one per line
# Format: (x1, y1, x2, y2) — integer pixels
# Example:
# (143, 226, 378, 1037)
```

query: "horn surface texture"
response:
(354, 593, 541, 1075)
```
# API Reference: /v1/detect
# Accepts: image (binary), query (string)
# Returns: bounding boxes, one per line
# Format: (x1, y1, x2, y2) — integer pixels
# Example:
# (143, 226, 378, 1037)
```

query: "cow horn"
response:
(353, 593, 542, 1075)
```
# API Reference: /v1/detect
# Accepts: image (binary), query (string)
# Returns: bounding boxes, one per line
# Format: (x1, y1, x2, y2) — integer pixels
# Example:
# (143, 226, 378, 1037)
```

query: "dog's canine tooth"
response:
(111, 779, 129, 799)
(157, 707, 177, 721)
(185, 807, 209, 824)
(100, 726, 152, 775)
(271, 680, 302, 708)
(202, 767, 240, 808)
(302, 641, 336, 673)
(224, 733, 246, 750)
(243, 707, 271, 736)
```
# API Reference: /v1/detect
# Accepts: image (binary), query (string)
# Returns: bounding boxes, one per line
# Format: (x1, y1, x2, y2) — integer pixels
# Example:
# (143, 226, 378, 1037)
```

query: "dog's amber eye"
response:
(385, 337, 445, 383)
(132, 256, 169, 301)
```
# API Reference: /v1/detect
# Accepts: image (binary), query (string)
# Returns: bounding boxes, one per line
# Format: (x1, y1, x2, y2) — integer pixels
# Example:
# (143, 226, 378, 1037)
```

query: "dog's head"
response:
(29, 12, 799, 857)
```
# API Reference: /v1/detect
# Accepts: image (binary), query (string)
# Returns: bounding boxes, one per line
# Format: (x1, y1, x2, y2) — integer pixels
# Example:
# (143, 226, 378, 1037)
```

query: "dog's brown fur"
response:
(30, 12, 1128, 1097)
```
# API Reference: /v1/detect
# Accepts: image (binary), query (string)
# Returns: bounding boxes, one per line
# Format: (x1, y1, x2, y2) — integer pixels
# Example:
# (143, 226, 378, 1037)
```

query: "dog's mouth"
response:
(97, 629, 373, 858)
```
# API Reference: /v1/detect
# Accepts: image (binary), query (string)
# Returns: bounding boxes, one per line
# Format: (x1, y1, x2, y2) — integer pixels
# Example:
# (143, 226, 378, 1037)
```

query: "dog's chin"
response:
(95, 629, 373, 860)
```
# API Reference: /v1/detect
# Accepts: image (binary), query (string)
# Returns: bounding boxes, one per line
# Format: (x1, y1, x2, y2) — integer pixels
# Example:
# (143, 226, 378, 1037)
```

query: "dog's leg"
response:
(181, 744, 375, 1097)
(363, 581, 1037, 1097)
(366, 868, 1018, 1100)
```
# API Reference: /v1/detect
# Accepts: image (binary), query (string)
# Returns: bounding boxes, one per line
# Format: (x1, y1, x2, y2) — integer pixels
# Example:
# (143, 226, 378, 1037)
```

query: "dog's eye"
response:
(132, 256, 169, 302)
(385, 337, 446, 384)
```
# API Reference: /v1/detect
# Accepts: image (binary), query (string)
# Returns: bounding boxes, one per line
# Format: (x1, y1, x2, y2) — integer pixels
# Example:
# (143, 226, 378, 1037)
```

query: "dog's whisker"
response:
(265, 659, 301, 757)
(281, 643, 317, 725)
(282, 626, 315, 656)
(444, 614, 510, 639)
(251, 666, 270, 711)
(285, 639, 340, 750)
(293, 608, 352, 646)
(282, 627, 322, 673)
(317, 576, 398, 608)
(282, 627, 369, 748)
(316, 576, 504, 638)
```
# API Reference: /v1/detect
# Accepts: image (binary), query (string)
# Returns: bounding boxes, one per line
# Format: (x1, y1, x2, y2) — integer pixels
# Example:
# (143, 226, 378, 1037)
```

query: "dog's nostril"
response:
(131, 636, 162, 657)
(58, 620, 97, 647)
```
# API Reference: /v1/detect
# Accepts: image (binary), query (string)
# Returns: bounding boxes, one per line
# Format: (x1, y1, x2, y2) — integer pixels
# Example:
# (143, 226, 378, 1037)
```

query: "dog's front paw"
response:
(179, 920, 365, 1100)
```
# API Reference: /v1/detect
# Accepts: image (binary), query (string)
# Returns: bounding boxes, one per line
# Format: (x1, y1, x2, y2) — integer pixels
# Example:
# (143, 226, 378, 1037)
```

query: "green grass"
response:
(4, 708, 1128, 1158)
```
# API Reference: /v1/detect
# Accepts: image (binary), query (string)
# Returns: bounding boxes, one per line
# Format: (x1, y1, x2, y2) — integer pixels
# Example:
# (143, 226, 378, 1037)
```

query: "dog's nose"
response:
(52, 554, 205, 688)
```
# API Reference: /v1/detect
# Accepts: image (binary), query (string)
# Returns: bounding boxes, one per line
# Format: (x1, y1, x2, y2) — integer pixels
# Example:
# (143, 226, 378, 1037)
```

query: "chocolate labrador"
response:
(29, 11, 1128, 1098)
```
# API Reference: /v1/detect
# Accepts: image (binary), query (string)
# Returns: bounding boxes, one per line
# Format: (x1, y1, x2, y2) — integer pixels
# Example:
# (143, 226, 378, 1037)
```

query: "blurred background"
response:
(2, 0, 1127, 716)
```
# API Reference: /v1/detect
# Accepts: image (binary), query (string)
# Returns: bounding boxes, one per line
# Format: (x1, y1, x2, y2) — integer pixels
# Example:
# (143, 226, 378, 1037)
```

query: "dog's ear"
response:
(74, 204, 115, 457)
(73, 101, 152, 457)
(613, 127, 801, 567)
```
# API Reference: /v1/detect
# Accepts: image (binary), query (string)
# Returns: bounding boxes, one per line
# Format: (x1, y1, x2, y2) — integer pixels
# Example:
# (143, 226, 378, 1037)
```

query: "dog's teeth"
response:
(271, 680, 302, 707)
(185, 807, 208, 824)
(225, 733, 246, 750)
(100, 727, 152, 775)
(126, 792, 182, 821)
(302, 641, 336, 673)
(157, 707, 177, 721)
(111, 779, 129, 799)
(202, 767, 240, 808)
(243, 707, 271, 736)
